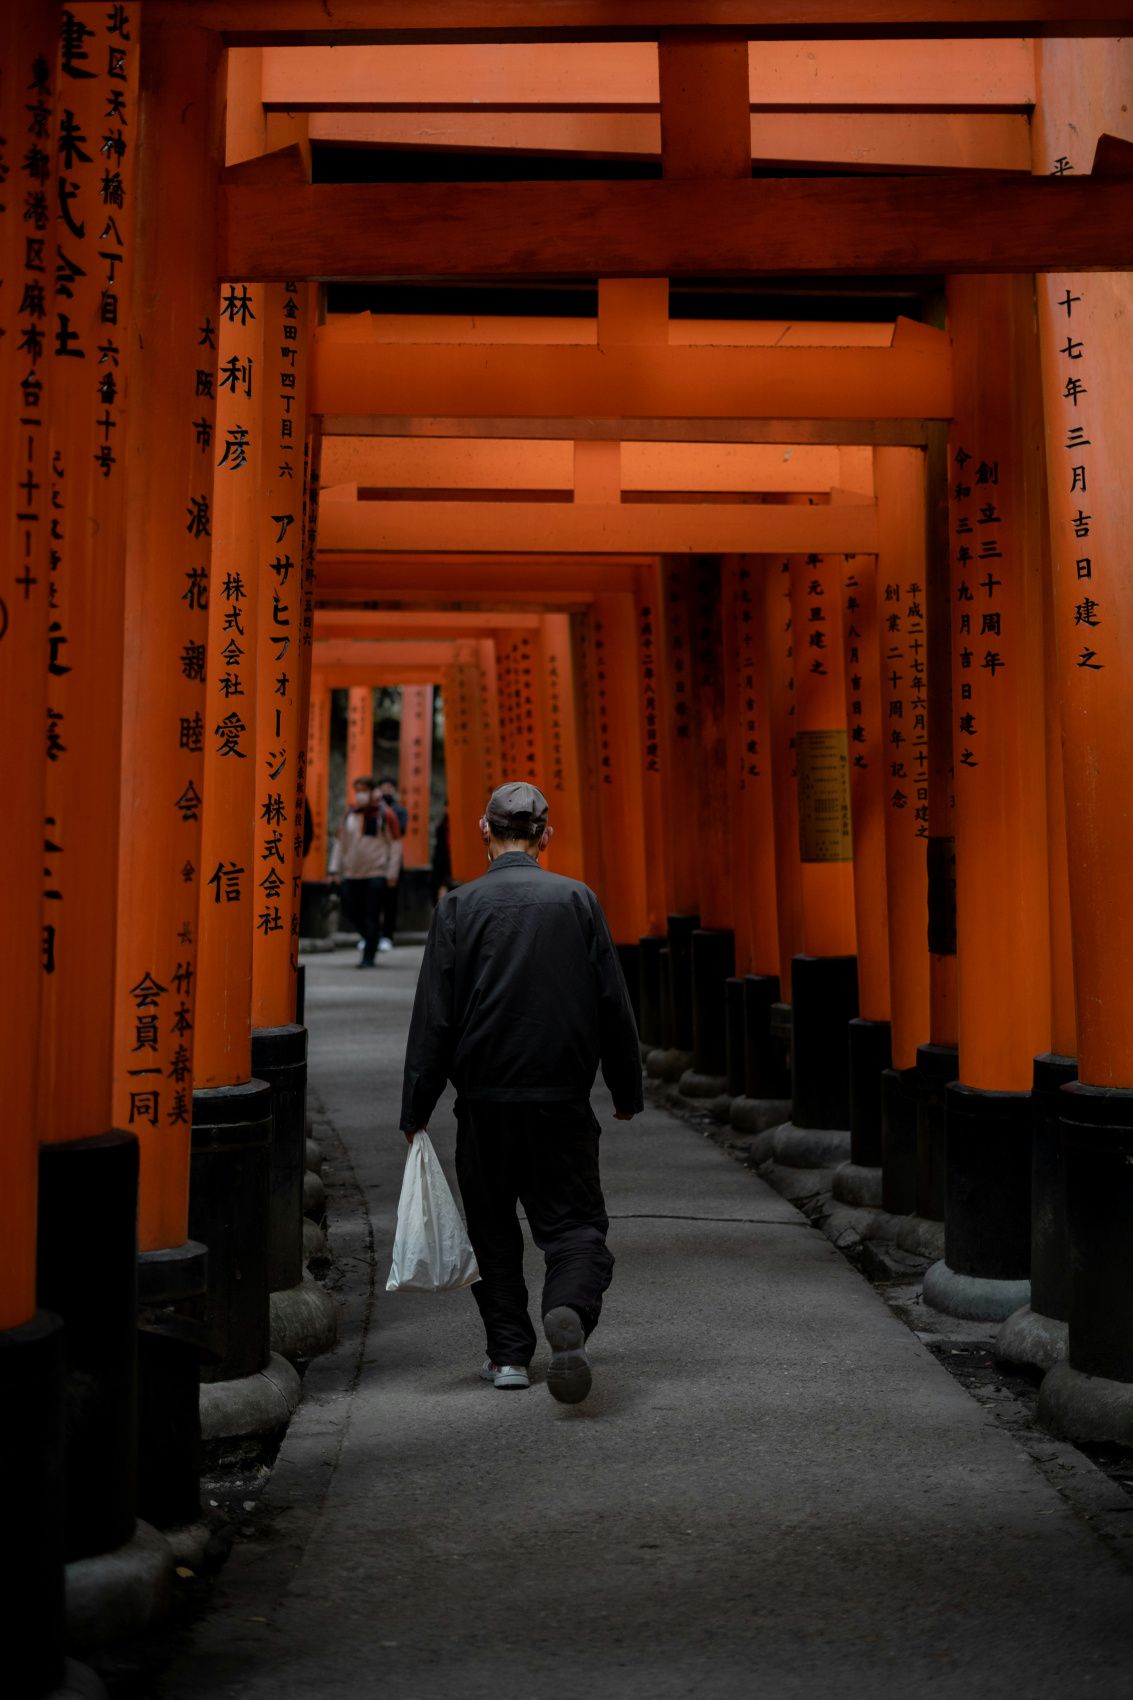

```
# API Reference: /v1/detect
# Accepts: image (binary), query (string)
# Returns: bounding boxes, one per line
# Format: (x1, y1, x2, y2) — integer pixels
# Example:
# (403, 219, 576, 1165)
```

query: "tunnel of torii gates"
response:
(5, 0, 1133, 1684)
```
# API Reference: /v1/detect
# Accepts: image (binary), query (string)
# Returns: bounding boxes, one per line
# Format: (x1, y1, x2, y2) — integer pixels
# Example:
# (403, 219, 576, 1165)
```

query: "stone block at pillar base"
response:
(770, 1120, 851, 1172)
(894, 1214, 946, 1262)
(708, 1093, 735, 1124)
(645, 1048, 693, 1082)
(996, 1304, 1069, 1374)
(1038, 1359, 1133, 1446)
(198, 1351, 301, 1442)
(303, 1219, 329, 1265)
(831, 1161, 883, 1209)
(305, 1138, 322, 1173)
(64, 1521, 172, 1654)
(303, 1168, 327, 1219)
(922, 1260, 1030, 1323)
(729, 1096, 792, 1136)
(48, 1661, 108, 1700)
(270, 1278, 339, 1363)
(678, 1068, 728, 1101)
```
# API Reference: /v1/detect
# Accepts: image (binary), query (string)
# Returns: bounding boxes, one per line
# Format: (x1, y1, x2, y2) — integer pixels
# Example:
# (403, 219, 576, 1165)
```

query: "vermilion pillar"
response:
(684, 557, 736, 1096)
(787, 551, 859, 1136)
(924, 273, 1052, 1324)
(345, 685, 373, 788)
(536, 616, 585, 882)
(766, 558, 805, 1083)
(835, 552, 893, 1201)
(398, 686, 434, 868)
(1030, 37, 1133, 1439)
(444, 657, 489, 882)
(722, 558, 790, 1124)
(633, 562, 671, 935)
(0, 6, 66, 1687)
(303, 676, 331, 883)
(36, 1, 143, 1574)
(872, 448, 935, 1220)
(587, 592, 650, 953)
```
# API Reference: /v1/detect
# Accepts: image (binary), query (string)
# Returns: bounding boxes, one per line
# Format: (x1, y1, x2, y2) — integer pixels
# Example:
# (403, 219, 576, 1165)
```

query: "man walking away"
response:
(400, 782, 643, 1403)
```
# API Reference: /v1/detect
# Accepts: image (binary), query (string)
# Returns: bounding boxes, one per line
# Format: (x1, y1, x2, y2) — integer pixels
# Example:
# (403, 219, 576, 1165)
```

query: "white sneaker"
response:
(479, 1359, 530, 1390)
(378, 936, 394, 952)
(355, 938, 365, 952)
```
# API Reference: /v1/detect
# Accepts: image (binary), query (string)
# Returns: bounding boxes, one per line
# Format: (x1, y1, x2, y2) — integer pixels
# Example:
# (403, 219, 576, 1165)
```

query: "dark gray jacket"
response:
(400, 852, 643, 1133)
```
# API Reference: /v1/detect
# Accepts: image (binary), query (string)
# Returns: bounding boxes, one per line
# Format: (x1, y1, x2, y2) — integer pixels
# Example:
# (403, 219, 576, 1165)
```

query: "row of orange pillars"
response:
(4, 11, 1133, 1698)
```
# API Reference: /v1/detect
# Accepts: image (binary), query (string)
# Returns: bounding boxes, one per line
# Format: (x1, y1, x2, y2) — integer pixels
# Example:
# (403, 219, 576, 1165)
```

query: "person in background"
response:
(430, 809, 452, 905)
(376, 778, 406, 951)
(400, 782, 642, 1404)
(329, 776, 398, 969)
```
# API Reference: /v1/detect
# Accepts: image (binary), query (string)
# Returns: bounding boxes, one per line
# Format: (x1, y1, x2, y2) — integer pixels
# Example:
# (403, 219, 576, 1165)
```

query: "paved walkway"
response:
(167, 947, 1133, 1699)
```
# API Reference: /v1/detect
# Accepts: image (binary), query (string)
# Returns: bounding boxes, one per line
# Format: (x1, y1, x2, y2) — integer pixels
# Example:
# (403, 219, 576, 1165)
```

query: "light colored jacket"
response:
(331, 809, 394, 879)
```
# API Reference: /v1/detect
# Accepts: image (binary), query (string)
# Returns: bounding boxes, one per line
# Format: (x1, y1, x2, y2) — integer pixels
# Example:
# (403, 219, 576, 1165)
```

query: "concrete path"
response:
(166, 947, 1133, 1699)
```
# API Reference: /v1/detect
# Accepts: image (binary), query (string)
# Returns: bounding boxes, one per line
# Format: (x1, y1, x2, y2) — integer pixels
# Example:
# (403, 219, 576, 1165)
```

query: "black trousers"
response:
(380, 877, 400, 941)
(455, 1100, 615, 1367)
(341, 876, 386, 963)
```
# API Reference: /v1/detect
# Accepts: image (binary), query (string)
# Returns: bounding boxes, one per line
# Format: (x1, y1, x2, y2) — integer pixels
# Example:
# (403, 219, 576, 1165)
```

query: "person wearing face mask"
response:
(375, 778, 407, 951)
(328, 776, 397, 969)
(399, 782, 642, 1403)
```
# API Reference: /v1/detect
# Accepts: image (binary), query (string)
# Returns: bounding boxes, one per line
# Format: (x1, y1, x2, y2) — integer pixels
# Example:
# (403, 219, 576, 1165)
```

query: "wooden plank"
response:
(149, 5, 1132, 46)
(321, 414, 932, 444)
(309, 328, 950, 419)
(219, 175, 1133, 280)
(317, 496, 877, 552)
(256, 40, 1035, 111)
(306, 109, 1033, 173)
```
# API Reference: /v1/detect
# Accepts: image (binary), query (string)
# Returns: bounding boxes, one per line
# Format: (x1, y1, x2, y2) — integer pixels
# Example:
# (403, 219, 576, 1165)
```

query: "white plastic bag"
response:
(386, 1133, 480, 1293)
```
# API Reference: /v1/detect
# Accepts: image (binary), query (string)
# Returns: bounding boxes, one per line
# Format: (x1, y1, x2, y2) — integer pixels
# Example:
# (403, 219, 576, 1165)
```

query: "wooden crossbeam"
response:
(219, 173, 1133, 280)
(148, 4, 1133, 45)
(321, 414, 932, 446)
(316, 610, 546, 634)
(317, 496, 877, 552)
(310, 324, 949, 420)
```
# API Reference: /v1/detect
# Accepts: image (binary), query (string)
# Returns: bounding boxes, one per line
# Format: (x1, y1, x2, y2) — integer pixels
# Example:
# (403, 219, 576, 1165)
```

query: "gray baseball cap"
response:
(485, 781, 549, 831)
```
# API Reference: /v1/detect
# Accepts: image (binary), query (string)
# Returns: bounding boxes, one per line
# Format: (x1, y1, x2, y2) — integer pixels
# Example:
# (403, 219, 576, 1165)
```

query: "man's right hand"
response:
(613, 1109, 636, 1122)
(403, 1127, 420, 1145)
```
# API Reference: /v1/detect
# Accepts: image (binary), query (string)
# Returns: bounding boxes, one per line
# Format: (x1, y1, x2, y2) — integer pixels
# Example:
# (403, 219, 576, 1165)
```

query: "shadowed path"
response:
(164, 947, 1133, 1699)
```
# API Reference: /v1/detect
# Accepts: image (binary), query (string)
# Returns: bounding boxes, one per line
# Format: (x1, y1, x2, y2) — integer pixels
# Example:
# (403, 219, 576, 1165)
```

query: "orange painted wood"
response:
(251, 280, 313, 1030)
(220, 174, 1133, 283)
(0, 0, 59, 1327)
(765, 560, 806, 997)
(317, 610, 545, 637)
(840, 554, 891, 1022)
(317, 313, 894, 349)
(317, 499, 880, 556)
(633, 563, 671, 934)
(873, 449, 932, 1071)
(148, 3, 1133, 45)
(304, 677, 332, 878)
(443, 659, 490, 881)
(659, 33, 751, 181)
(195, 282, 265, 1088)
(586, 594, 650, 945)
(113, 18, 225, 1248)
(307, 108, 1031, 173)
(311, 329, 950, 422)
(658, 559, 700, 917)
(398, 686, 434, 867)
(946, 275, 1051, 1091)
(40, 4, 139, 1143)
(1033, 36, 1132, 1081)
(345, 686, 374, 785)
(724, 559, 782, 978)
(535, 617, 585, 883)
(475, 637, 502, 796)
(689, 558, 734, 930)
(790, 552, 857, 960)
(256, 39, 1036, 109)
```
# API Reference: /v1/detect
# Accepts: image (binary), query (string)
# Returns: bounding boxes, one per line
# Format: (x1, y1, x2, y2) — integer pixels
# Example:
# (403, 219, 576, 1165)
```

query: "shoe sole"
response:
(543, 1306, 592, 1405)
(494, 1373, 530, 1390)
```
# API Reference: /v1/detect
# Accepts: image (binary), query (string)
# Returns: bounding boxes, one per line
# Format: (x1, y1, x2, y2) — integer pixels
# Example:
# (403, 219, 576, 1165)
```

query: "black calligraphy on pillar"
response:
(950, 445, 1007, 772)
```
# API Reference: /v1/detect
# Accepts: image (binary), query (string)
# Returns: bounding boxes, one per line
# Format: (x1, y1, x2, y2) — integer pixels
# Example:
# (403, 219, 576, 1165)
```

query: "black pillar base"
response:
(659, 947, 675, 1049)
(943, 1082, 1032, 1282)
(295, 962, 306, 1027)
(666, 914, 699, 1055)
(0, 1310, 65, 1697)
(691, 929, 735, 1079)
(251, 1025, 309, 1295)
(137, 1241, 210, 1531)
(615, 943, 641, 1031)
(37, 1133, 138, 1563)
(638, 935, 665, 1050)
(848, 1018, 891, 1170)
(743, 975, 790, 1101)
(789, 955, 859, 1131)
(914, 1043, 957, 1222)
(299, 879, 338, 940)
(724, 978, 746, 1098)
(881, 1066, 919, 1215)
(1061, 1081, 1133, 1383)
(1029, 1053, 1078, 1326)
(190, 1081, 272, 1384)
